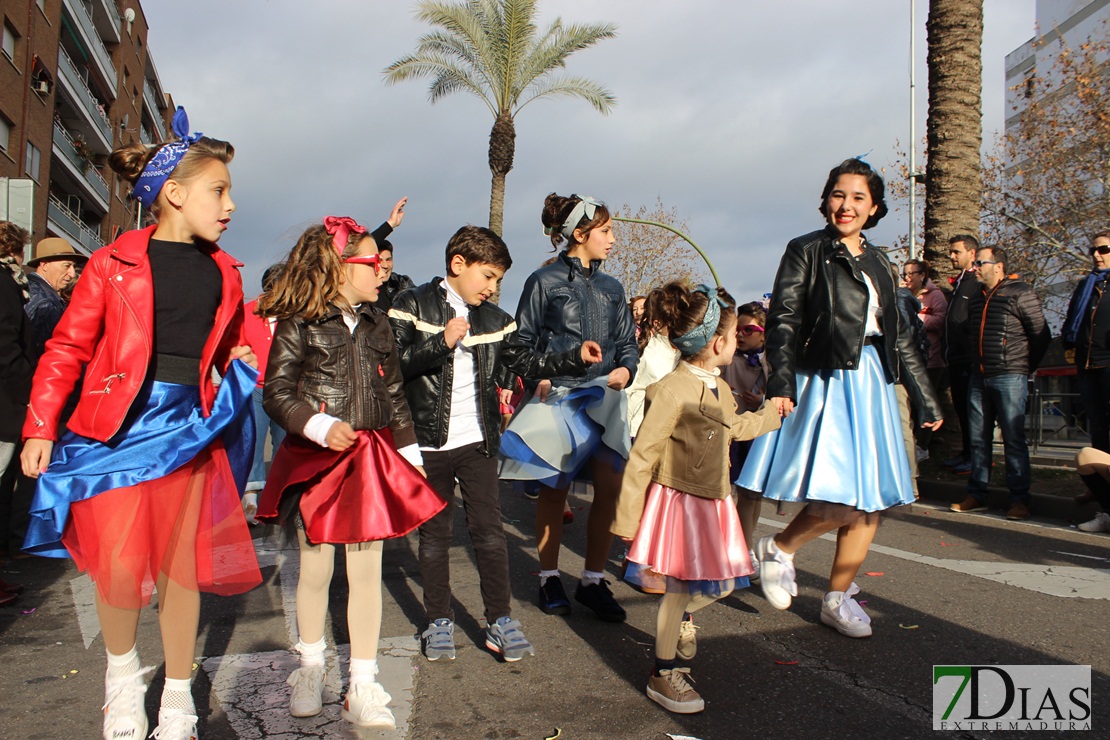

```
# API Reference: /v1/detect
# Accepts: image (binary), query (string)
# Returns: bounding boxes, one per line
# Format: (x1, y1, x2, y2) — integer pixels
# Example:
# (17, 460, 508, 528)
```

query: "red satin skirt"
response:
(627, 483, 753, 582)
(62, 443, 262, 609)
(256, 428, 446, 544)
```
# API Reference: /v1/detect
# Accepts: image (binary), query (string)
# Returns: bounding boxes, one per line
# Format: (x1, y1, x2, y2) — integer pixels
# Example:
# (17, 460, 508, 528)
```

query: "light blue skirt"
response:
(499, 377, 630, 489)
(735, 345, 913, 512)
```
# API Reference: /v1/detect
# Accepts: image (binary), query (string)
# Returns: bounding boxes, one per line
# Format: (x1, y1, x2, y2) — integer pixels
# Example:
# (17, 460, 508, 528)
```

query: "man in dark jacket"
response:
(25, 237, 85, 358)
(1062, 231, 1110, 453)
(951, 247, 1050, 520)
(371, 240, 416, 312)
(942, 234, 982, 472)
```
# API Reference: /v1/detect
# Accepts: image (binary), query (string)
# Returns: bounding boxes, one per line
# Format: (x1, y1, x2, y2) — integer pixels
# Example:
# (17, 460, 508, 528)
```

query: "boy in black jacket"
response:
(389, 226, 600, 662)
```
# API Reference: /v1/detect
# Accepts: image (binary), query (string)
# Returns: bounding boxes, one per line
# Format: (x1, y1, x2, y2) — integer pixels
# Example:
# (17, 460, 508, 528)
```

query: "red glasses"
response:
(343, 254, 382, 269)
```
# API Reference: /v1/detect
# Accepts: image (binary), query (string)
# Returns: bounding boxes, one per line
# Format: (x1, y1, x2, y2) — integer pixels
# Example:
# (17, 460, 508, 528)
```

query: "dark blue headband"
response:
(132, 106, 203, 209)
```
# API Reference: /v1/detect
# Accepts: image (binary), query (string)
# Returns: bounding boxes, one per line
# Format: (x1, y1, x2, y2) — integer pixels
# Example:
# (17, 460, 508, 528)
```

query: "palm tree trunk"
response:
(925, 0, 983, 279)
(487, 112, 516, 237)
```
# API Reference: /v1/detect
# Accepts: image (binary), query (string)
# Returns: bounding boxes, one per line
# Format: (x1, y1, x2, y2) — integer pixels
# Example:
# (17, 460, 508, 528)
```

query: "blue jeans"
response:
(248, 387, 285, 490)
(967, 374, 1031, 503)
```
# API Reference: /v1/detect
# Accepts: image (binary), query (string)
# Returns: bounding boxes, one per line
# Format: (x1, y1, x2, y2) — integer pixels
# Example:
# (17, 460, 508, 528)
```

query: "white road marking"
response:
(759, 517, 1110, 600)
(69, 574, 100, 649)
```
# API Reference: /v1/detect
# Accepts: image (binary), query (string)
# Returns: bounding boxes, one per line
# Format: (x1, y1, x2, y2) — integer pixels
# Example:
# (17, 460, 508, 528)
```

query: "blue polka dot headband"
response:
(132, 106, 203, 209)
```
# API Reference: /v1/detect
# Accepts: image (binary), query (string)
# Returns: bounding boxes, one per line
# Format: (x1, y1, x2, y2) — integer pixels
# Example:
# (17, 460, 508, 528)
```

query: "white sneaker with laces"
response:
(820, 582, 873, 638)
(1078, 512, 1110, 533)
(341, 681, 395, 728)
(150, 707, 198, 740)
(102, 666, 153, 740)
(287, 666, 326, 717)
(755, 535, 797, 610)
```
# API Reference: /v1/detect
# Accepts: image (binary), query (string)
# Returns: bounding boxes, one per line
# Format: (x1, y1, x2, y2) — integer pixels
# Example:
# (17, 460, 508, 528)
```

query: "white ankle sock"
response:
(580, 570, 605, 586)
(538, 569, 560, 586)
(349, 658, 378, 687)
(161, 677, 195, 712)
(106, 646, 140, 680)
(296, 638, 327, 667)
(769, 538, 794, 561)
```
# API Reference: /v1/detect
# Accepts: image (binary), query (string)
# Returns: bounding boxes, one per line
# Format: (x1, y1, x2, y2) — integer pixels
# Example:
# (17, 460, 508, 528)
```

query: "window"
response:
(2, 21, 18, 61)
(0, 115, 10, 153)
(25, 141, 40, 181)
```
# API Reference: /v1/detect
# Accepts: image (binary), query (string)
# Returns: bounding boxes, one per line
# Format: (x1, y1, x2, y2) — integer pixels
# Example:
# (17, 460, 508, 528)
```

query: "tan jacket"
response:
(612, 363, 781, 539)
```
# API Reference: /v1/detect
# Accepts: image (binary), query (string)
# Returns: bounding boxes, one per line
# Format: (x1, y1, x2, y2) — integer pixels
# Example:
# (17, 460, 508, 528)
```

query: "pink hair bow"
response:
(323, 216, 367, 252)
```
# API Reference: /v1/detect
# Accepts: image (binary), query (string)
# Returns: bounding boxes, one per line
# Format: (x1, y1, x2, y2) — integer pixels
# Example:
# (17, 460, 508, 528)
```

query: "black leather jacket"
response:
(264, 303, 417, 448)
(389, 280, 587, 455)
(765, 226, 942, 422)
(515, 252, 638, 388)
(944, 270, 980, 366)
(967, 278, 1051, 377)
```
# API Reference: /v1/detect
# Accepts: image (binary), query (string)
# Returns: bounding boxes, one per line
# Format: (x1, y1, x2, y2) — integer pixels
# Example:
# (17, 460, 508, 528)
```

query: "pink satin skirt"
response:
(627, 483, 752, 582)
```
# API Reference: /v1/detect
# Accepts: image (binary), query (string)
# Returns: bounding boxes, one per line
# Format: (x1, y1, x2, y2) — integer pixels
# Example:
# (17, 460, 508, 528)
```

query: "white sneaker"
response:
(755, 535, 796, 610)
(102, 666, 153, 740)
(1078, 512, 1110, 533)
(676, 618, 699, 660)
(150, 707, 198, 740)
(287, 666, 326, 717)
(748, 549, 761, 584)
(820, 582, 873, 638)
(341, 681, 395, 729)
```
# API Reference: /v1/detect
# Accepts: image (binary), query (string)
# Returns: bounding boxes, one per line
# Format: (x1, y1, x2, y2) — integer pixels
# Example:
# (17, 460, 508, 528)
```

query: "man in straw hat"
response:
(25, 237, 86, 358)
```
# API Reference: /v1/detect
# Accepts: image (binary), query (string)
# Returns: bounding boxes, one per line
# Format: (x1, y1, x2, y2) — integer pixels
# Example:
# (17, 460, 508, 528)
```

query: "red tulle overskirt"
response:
(256, 428, 446, 544)
(62, 443, 262, 609)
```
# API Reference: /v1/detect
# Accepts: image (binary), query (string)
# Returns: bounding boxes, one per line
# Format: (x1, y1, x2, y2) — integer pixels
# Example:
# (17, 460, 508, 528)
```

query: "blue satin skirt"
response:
(735, 345, 913, 512)
(499, 377, 630, 489)
(23, 360, 257, 558)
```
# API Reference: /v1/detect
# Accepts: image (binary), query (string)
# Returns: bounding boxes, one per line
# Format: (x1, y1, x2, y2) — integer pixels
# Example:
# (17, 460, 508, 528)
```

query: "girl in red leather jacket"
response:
(19, 107, 260, 740)
(253, 218, 444, 730)
(500, 193, 639, 623)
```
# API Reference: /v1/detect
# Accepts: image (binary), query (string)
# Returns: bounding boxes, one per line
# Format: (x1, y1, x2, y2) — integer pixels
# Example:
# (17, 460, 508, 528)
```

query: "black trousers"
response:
(419, 443, 511, 624)
(948, 362, 972, 458)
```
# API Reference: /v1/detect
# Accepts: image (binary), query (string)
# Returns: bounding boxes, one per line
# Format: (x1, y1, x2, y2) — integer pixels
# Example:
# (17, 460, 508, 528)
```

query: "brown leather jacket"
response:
(613, 363, 781, 539)
(263, 303, 417, 448)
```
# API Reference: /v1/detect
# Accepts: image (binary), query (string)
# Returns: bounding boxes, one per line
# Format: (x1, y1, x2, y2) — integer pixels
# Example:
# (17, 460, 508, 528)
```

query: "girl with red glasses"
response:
(254, 218, 444, 729)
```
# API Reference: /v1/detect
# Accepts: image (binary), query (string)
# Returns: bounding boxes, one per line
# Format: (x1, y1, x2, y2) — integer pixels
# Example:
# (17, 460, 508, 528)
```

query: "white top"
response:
(861, 271, 883, 337)
(423, 280, 485, 452)
(625, 332, 681, 437)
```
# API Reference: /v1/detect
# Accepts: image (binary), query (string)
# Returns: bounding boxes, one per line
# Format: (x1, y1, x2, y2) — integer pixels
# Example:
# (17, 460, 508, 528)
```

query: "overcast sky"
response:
(143, 1, 1036, 309)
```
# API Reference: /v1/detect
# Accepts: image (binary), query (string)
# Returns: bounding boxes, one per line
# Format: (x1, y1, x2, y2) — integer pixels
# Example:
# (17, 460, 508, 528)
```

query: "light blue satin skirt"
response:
(499, 377, 630, 489)
(23, 360, 257, 558)
(735, 345, 913, 512)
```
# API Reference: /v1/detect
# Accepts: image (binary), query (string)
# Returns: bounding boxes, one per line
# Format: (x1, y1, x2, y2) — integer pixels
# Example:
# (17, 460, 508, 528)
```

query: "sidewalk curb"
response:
(918, 477, 1098, 524)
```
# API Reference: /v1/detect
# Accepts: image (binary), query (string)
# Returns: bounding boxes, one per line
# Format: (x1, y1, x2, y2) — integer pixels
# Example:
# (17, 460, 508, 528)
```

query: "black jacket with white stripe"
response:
(389, 279, 587, 456)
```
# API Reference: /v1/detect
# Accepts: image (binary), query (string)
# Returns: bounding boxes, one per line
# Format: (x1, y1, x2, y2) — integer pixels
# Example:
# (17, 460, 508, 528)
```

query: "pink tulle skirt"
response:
(627, 483, 752, 582)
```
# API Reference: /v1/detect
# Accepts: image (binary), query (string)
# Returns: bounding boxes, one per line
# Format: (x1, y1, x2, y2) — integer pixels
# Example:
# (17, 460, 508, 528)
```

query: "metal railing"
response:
(1027, 389, 1089, 455)
(142, 79, 167, 140)
(91, 0, 121, 42)
(57, 46, 113, 147)
(47, 195, 103, 253)
(52, 121, 110, 204)
(63, 0, 118, 92)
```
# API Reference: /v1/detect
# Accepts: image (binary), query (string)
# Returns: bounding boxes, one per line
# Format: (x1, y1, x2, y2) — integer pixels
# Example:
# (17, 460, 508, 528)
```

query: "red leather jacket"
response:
(23, 226, 247, 443)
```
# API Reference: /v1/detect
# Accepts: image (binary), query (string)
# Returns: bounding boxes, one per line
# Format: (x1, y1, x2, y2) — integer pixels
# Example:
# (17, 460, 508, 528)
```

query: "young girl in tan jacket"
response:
(613, 282, 780, 715)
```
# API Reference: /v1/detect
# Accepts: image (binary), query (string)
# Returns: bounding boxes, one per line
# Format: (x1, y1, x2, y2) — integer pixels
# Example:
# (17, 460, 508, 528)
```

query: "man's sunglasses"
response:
(972, 260, 999, 268)
(1091, 245, 1110, 256)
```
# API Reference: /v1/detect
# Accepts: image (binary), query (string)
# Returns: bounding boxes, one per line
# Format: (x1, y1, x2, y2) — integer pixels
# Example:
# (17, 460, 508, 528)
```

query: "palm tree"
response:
(924, 0, 983, 277)
(384, 0, 617, 235)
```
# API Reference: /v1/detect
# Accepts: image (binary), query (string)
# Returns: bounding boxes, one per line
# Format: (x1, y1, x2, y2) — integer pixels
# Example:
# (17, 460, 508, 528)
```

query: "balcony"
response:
(48, 195, 103, 256)
(142, 80, 167, 140)
(89, 0, 122, 45)
(62, 0, 118, 96)
(52, 121, 110, 210)
(57, 46, 113, 149)
(139, 126, 152, 145)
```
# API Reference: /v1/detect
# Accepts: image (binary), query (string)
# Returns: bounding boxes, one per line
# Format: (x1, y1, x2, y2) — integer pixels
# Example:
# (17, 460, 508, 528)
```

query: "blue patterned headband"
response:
(670, 285, 726, 356)
(132, 106, 203, 209)
(559, 196, 604, 240)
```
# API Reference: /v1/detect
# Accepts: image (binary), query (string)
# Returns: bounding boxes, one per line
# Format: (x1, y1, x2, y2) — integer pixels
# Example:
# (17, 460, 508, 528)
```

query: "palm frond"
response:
(514, 75, 617, 116)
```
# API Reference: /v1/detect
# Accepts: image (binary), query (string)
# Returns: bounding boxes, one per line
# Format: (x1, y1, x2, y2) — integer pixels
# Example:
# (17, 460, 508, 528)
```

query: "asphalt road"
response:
(1, 482, 1107, 739)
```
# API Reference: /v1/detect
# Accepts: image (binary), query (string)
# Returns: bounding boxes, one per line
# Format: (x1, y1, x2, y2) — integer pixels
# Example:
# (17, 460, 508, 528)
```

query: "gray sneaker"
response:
(422, 618, 456, 661)
(484, 616, 535, 662)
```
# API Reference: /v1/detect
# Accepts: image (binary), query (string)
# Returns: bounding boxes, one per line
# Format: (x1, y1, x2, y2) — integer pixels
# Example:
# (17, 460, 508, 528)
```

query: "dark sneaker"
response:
(1005, 502, 1031, 521)
(575, 579, 626, 622)
(646, 668, 704, 714)
(421, 618, 456, 661)
(942, 454, 969, 469)
(538, 576, 572, 615)
(485, 617, 535, 662)
(952, 460, 973, 474)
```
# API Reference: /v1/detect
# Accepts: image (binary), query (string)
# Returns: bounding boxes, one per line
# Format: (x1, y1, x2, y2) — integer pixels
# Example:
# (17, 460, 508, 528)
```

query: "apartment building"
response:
(0, 0, 173, 259)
